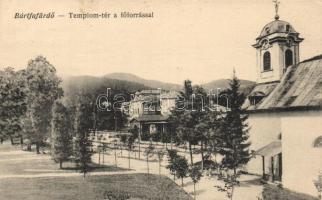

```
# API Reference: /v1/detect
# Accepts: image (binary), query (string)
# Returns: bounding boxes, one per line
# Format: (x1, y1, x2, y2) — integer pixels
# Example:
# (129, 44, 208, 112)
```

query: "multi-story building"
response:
(127, 89, 177, 138)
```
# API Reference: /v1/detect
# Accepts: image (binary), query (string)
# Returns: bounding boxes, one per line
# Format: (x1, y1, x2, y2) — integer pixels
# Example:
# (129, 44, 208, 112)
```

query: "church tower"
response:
(253, 0, 304, 84)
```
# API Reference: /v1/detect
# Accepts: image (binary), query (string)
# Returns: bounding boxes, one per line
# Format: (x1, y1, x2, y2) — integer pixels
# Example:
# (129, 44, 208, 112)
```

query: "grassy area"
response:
(262, 184, 319, 200)
(0, 173, 192, 200)
(0, 153, 129, 176)
(0, 142, 129, 176)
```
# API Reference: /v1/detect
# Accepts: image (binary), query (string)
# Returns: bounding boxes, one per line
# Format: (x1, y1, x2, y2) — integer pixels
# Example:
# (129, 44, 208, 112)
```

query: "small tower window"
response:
(285, 49, 293, 68)
(263, 51, 271, 71)
(286, 25, 290, 32)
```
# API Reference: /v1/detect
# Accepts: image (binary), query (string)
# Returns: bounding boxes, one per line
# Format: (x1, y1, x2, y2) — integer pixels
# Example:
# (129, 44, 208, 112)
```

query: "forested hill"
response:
(103, 73, 255, 95)
(104, 73, 182, 91)
(62, 75, 152, 98)
(62, 74, 256, 99)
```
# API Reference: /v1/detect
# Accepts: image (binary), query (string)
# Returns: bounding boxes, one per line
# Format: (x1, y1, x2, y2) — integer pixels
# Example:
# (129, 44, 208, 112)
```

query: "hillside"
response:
(62, 75, 152, 97)
(62, 74, 256, 97)
(202, 79, 256, 95)
(104, 73, 182, 91)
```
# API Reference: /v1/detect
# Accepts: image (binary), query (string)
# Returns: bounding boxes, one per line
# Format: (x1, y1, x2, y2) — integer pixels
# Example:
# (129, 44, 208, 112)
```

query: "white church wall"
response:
(282, 110, 322, 196)
(246, 112, 282, 174)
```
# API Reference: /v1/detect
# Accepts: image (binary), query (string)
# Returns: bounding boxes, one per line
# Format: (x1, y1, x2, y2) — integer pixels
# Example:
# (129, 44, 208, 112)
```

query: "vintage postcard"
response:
(0, 0, 321, 199)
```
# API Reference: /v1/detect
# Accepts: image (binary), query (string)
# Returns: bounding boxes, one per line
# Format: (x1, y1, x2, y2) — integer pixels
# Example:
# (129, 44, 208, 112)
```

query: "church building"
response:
(244, 3, 322, 196)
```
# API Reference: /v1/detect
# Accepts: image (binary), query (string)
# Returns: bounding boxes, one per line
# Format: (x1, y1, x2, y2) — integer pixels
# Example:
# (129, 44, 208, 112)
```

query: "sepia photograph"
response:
(0, 0, 321, 199)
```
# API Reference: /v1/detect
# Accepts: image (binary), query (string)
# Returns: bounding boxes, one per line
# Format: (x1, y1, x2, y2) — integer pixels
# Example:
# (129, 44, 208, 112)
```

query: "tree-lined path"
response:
(0, 142, 263, 200)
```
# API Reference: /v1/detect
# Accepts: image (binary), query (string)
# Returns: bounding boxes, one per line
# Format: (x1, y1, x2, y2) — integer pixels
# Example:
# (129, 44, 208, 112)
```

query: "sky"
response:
(0, 0, 321, 84)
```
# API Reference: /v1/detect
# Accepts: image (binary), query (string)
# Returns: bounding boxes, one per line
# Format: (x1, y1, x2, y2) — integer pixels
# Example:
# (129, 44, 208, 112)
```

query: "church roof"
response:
(245, 55, 322, 112)
(257, 20, 297, 39)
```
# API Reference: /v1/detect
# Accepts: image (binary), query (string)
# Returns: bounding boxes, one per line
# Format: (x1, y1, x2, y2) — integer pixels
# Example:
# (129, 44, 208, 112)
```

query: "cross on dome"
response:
(273, 0, 280, 20)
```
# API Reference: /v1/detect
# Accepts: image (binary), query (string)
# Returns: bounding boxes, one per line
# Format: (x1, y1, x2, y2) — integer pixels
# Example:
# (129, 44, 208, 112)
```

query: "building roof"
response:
(130, 114, 169, 122)
(257, 20, 297, 39)
(248, 82, 279, 97)
(245, 55, 322, 112)
(256, 140, 281, 157)
(136, 89, 161, 95)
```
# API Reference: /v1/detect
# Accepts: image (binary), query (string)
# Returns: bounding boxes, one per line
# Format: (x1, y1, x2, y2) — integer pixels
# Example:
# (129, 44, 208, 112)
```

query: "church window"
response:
(286, 25, 290, 32)
(285, 49, 293, 68)
(313, 136, 322, 148)
(263, 51, 271, 71)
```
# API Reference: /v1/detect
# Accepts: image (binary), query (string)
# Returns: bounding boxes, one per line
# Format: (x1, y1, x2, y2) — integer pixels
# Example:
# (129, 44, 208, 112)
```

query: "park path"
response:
(0, 145, 263, 200)
(91, 150, 264, 200)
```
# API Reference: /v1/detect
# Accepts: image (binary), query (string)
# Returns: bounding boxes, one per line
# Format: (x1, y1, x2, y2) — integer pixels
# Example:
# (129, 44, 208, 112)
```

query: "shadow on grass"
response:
(118, 156, 158, 162)
(62, 162, 131, 172)
(239, 176, 263, 187)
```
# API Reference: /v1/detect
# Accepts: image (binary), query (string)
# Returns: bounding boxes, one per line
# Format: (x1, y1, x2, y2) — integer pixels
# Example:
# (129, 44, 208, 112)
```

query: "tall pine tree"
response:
(51, 102, 72, 169)
(220, 72, 251, 175)
(73, 92, 93, 178)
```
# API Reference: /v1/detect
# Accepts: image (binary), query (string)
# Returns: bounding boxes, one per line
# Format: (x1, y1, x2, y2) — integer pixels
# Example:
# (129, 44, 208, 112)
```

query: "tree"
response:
(156, 148, 166, 176)
(0, 68, 27, 145)
(169, 80, 209, 166)
(73, 92, 94, 178)
(220, 73, 251, 175)
(24, 56, 63, 153)
(51, 102, 73, 169)
(176, 80, 196, 165)
(127, 134, 135, 169)
(144, 140, 155, 175)
(74, 133, 92, 178)
(129, 125, 139, 158)
(166, 149, 179, 180)
(189, 165, 203, 200)
(215, 171, 240, 200)
(204, 110, 224, 173)
(215, 72, 251, 200)
(175, 155, 189, 187)
(120, 134, 127, 156)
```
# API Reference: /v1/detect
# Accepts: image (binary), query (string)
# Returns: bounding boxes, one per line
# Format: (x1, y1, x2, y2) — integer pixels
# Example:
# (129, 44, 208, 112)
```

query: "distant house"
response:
(127, 89, 178, 139)
(244, 12, 322, 196)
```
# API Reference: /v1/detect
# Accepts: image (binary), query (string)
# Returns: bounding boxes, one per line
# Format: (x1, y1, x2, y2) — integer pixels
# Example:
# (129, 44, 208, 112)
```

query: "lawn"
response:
(0, 151, 128, 176)
(0, 173, 192, 200)
(262, 184, 319, 200)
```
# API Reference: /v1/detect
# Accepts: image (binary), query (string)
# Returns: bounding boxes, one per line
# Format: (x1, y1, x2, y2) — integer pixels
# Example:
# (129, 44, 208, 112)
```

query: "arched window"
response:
(313, 136, 322, 148)
(263, 51, 271, 71)
(285, 49, 293, 68)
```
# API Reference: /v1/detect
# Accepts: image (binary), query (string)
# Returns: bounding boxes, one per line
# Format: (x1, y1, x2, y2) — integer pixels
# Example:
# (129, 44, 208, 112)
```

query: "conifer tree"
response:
(220, 72, 251, 175)
(51, 102, 72, 169)
(73, 92, 94, 178)
(215, 72, 251, 200)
